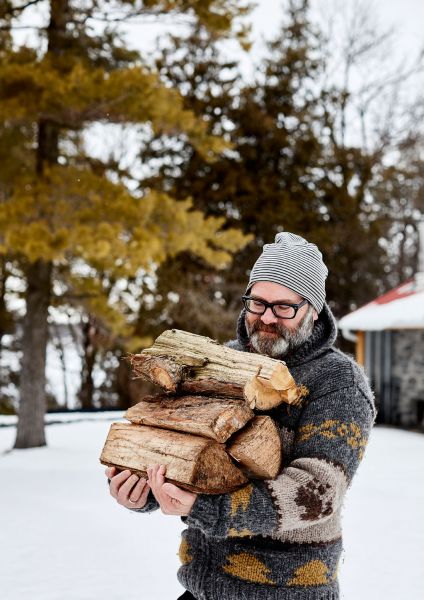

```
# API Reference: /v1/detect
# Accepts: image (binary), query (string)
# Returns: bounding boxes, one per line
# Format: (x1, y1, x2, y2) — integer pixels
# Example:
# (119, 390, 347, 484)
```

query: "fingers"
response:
(147, 464, 197, 516)
(162, 482, 196, 504)
(147, 464, 167, 509)
(109, 469, 133, 499)
(138, 480, 151, 505)
(117, 473, 145, 505)
(129, 476, 149, 503)
(148, 464, 166, 488)
(105, 466, 116, 479)
(125, 477, 150, 509)
(106, 466, 151, 510)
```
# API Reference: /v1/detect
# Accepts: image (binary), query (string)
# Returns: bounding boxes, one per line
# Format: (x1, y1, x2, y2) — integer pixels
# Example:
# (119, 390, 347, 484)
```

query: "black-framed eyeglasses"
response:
(242, 296, 309, 319)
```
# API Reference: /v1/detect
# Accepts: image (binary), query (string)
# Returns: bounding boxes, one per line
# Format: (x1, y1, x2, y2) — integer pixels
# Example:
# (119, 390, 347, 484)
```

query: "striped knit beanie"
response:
(247, 232, 328, 313)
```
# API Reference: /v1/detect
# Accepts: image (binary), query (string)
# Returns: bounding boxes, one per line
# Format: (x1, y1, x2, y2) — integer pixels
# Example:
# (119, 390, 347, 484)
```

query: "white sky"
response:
(13, 1, 424, 69)
(253, 0, 424, 53)
(121, 0, 424, 74)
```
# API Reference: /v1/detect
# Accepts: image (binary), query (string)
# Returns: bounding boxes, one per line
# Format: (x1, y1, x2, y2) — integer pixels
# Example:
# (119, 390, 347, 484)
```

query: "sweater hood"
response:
(231, 301, 338, 367)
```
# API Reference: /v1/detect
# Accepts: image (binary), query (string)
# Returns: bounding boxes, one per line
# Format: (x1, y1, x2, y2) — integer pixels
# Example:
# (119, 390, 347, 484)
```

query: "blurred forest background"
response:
(1, 0, 423, 447)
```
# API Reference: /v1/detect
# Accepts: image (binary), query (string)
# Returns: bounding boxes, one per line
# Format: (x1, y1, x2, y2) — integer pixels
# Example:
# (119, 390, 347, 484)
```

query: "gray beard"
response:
(246, 305, 316, 358)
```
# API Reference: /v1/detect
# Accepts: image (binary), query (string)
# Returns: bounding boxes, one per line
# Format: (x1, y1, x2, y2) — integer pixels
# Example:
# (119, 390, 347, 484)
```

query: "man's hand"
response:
(105, 466, 150, 510)
(147, 464, 197, 516)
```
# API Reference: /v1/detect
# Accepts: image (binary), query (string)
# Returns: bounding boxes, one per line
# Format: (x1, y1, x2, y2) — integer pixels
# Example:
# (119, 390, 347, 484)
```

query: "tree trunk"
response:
(100, 422, 248, 494)
(78, 317, 97, 410)
(14, 260, 52, 448)
(14, 0, 68, 448)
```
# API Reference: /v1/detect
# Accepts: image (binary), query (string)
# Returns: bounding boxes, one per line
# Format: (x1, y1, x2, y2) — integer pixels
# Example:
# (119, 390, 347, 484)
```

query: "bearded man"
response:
(106, 232, 376, 600)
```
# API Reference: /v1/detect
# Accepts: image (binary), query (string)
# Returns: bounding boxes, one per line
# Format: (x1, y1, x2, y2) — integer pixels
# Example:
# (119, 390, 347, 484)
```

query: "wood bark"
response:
(124, 395, 254, 443)
(78, 317, 97, 410)
(226, 416, 282, 479)
(128, 329, 303, 408)
(100, 422, 248, 494)
(14, 0, 70, 449)
(14, 259, 51, 448)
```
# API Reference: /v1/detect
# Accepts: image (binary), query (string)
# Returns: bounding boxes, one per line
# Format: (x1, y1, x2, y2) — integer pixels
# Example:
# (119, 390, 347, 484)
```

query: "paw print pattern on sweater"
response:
(294, 478, 333, 521)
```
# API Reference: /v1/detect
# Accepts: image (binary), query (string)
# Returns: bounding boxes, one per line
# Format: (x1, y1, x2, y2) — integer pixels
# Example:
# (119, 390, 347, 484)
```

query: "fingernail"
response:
(159, 465, 165, 472)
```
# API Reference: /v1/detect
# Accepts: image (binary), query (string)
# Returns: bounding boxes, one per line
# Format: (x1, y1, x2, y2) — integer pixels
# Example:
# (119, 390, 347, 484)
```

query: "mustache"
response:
(250, 320, 286, 335)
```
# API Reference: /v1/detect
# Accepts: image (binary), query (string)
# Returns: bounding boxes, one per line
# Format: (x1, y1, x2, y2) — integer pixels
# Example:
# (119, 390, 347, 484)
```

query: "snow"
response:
(338, 289, 424, 331)
(1, 416, 423, 600)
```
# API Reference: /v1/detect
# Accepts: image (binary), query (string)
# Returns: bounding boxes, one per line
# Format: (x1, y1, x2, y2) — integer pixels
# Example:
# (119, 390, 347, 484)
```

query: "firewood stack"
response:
(100, 329, 307, 494)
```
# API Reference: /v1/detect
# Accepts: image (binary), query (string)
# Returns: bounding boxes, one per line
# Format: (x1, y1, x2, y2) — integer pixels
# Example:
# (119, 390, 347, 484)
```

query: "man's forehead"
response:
(249, 281, 302, 302)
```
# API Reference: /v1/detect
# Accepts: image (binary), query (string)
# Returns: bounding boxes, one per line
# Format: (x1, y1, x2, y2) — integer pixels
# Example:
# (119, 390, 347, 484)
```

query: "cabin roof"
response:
(338, 277, 424, 331)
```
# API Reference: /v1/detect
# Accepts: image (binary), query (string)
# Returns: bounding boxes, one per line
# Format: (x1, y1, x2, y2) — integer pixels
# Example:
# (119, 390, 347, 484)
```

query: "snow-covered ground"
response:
(1, 416, 423, 600)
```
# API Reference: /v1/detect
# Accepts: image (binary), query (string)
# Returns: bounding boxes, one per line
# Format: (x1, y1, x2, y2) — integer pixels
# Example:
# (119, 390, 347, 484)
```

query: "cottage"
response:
(338, 224, 424, 428)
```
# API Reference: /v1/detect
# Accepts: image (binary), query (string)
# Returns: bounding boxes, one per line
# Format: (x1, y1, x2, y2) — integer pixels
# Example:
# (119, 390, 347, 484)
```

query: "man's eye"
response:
(275, 305, 291, 312)
(252, 300, 264, 308)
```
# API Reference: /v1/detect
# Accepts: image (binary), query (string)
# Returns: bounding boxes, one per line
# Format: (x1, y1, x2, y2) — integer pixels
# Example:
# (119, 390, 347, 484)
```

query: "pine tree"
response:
(0, 0, 252, 448)
(135, 24, 246, 342)
(136, 0, 325, 336)
(139, 0, 396, 332)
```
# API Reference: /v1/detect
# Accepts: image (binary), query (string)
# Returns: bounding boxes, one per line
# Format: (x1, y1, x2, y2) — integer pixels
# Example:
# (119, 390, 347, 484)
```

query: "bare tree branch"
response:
(0, 0, 43, 18)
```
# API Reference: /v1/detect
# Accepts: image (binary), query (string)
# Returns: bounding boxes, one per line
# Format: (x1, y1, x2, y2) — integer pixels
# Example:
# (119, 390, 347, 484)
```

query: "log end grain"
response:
(244, 376, 306, 410)
(127, 355, 184, 391)
(226, 416, 282, 479)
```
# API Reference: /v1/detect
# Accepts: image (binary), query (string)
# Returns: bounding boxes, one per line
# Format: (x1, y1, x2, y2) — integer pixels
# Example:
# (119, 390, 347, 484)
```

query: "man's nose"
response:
(260, 307, 278, 325)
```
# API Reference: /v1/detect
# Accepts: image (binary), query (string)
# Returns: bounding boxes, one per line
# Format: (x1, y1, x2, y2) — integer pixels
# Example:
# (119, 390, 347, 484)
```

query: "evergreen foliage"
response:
(138, 0, 421, 342)
(0, 0, 252, 446)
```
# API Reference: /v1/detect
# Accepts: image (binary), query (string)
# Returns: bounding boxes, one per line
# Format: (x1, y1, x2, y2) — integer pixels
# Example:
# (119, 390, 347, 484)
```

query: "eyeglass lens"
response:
(245, 299, 296, 318)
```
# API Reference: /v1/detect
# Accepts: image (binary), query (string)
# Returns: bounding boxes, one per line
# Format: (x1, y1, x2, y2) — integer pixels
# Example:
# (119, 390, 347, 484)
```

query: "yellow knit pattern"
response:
(230, 483, 254, 516)
(287, 559, 330, 586)
(297, 419, 367, 458)
(178, 538, 193, 565)
(228, 527, 254, 538)
(222, 552, 276, 585)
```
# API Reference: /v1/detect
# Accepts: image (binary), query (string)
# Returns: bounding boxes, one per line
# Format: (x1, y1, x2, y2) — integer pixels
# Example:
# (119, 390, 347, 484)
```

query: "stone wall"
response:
(391, 330, 424, 427)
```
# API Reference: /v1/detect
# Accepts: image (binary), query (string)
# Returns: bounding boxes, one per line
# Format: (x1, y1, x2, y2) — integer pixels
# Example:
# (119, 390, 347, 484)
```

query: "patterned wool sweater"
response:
(132, 303, 377, 600)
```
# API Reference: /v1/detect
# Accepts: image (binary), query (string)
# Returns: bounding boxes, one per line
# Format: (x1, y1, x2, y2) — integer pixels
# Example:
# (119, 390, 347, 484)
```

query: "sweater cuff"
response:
(185, 493, 223, 534)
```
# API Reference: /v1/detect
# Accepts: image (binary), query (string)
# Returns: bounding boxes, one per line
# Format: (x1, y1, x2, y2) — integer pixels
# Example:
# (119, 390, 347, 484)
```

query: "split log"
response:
(100, 422, 248, 494)
(244, 366, 309, 410)
(128, 329, 303, 408)
(226, 416, 282, 479)
(124, 395, 254, 443)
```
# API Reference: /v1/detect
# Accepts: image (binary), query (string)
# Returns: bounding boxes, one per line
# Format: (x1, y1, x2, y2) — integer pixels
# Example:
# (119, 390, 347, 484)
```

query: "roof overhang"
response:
(338, 280, 424, 332)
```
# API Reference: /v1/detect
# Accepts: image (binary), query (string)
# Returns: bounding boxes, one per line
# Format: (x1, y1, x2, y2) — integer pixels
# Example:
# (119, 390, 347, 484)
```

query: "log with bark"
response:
(100, 422, 248, 494)
(226, 415, 282, 479)
(124, 395, 254, 443)
(127, 329, 307, 410)
(99, 329, 307, 493)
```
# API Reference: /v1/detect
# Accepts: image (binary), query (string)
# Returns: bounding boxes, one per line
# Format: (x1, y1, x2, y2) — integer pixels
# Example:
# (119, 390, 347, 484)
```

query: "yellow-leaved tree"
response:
(0, 0, 252, 448)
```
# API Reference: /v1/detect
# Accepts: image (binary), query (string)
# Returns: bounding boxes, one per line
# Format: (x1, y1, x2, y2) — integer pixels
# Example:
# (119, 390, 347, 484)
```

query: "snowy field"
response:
(1, 415, 423, 600)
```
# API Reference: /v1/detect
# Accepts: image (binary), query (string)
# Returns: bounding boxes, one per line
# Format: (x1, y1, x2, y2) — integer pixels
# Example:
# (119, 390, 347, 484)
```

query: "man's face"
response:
(245, 281, 318, 358)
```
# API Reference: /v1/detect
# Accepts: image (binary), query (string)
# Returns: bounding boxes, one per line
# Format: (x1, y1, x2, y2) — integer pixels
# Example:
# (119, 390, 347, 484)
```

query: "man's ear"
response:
(313, 309, 318, 321)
